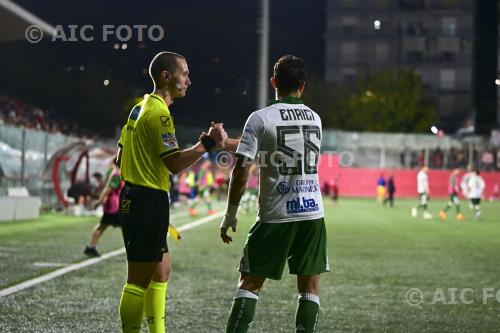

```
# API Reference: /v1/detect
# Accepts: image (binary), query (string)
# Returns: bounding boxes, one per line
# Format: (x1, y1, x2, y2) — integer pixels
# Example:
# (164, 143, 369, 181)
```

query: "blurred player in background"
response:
(91, 172, 105, 199)
(67, 179, 92, 216)
(383, 174, 396, 207)
(185, 168, 198, 216)
(214, 168, 228, 201)
(241, 163, 259, 212)
(194, 158, 217, 215)
(84, 158, 123, 257)
(439, 168, 464, 221)
(376, 174, 386, 203)
(467, 169, 485, 220)
(220, 55, 328, 333)
(411, 166, 433, 219)
(489, 182, 500, 202)
(460, 165, 474, 208)
(116, 51, 227, 333)
(177, 170, 191, 206)
(168, 174, 180, 208)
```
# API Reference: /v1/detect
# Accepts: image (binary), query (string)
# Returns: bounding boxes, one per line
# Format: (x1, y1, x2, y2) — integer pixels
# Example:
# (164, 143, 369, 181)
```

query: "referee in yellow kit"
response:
(116, 51, 227, 333)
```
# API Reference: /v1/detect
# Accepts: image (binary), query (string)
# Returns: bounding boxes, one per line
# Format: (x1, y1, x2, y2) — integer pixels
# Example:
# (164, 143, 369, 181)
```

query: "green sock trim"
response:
(226, 297, 257, 333)
(295, 299, 319, 333)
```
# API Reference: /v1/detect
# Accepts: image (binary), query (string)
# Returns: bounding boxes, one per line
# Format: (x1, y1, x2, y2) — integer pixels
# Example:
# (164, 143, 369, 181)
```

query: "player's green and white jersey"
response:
(417, 170, 429, 194)
(236, 97, 324, 223)
(460, 172, 473, 195)
(467, 174, 485, 199)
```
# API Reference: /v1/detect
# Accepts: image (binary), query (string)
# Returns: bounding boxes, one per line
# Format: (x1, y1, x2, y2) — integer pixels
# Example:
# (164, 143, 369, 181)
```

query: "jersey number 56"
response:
(276, 125, 321, 176)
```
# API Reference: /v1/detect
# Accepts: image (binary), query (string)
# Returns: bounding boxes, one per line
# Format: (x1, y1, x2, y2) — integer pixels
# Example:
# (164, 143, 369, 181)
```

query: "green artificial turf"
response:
(0, 199, 499, 332)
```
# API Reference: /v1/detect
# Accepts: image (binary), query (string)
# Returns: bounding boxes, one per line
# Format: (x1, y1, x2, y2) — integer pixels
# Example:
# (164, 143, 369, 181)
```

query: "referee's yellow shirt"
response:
(118, 93, 179, 192)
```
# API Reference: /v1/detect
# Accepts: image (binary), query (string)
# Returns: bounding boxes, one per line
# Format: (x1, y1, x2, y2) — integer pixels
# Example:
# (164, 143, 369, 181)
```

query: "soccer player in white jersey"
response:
(460, 165, 474, 208)
(220, 55, 328, 333)
(411, 166, 433, 219)
(467, 169, 485, 220)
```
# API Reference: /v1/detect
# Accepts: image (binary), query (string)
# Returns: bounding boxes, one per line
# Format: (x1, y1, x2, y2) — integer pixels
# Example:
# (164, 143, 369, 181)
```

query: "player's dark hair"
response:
(273, 55, 307, 94)
(149, 51, 185, 88)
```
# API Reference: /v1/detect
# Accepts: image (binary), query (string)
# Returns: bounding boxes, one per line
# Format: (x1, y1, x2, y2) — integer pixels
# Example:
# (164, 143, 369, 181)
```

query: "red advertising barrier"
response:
(318, 154, 500, 199)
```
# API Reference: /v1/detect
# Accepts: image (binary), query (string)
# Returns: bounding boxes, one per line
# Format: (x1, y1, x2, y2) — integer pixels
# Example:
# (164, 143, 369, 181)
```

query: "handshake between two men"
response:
(200, 122, 238, 152)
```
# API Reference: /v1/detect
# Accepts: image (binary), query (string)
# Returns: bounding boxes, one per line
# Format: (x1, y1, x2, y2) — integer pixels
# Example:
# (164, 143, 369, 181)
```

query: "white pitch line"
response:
(0, 211, 224, 298)
(33, 262, 69, 268)
(170, 211, 189, 219)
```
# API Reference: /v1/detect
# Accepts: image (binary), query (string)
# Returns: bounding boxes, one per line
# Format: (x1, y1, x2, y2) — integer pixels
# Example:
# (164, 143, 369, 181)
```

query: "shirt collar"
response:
(267, 96, 304, 106)
(149, 93, 167, 107)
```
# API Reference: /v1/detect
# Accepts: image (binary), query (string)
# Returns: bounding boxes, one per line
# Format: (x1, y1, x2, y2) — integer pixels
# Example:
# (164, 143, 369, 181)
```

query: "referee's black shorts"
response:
(119, 182, 170, 262)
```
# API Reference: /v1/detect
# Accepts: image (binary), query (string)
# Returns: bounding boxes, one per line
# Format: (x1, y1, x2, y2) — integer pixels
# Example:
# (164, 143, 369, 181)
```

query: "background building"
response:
(325, 0, 475, 132)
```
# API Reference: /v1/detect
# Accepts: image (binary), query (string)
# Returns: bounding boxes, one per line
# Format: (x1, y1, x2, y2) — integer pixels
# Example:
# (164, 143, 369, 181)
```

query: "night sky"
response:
(1, 0, 326, 136)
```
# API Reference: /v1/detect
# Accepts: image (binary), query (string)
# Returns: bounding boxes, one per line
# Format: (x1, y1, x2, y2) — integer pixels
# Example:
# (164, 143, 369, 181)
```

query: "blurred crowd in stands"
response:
(0, 93, 91, 137)
(401, 147, 500, 171)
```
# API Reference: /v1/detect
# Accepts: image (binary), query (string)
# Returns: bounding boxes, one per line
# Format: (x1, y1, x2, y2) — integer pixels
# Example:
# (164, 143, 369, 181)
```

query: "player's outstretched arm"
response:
(162, 142, 206, 175)
(221, 138, 240, 153)
(220, 156, 252, 244)
(163, 124, 227, 174)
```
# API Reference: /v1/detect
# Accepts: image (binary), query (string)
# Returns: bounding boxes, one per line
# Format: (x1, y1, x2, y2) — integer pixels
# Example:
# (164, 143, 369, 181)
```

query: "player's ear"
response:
(270, 76, 277, 89)
(299, 81, 305, 93)
(161, 70, 171, 81)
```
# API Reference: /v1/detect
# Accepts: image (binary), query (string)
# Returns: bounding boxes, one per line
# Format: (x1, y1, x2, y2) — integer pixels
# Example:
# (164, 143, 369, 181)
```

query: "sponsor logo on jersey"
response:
(286, 197, 319, 214)
(240, 135, 251, 146)
(244, 126, 254, 135)
(160, 116, 170, 127)
(162, 133, 177, 148)
(277, 180, 319, 195)
(277, 182, 291, 194)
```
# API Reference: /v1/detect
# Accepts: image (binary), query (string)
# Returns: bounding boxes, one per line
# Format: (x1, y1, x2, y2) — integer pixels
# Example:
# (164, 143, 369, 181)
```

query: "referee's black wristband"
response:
(200, 135, 216, 151)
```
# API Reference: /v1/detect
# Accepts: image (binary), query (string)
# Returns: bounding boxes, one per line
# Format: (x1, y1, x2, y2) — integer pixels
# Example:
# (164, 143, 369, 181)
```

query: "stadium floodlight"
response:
(257, 0, 270, 109)
(495, 79, 500, 86)
(373, 20, 381, 30)
(103, 79, 110, 86)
